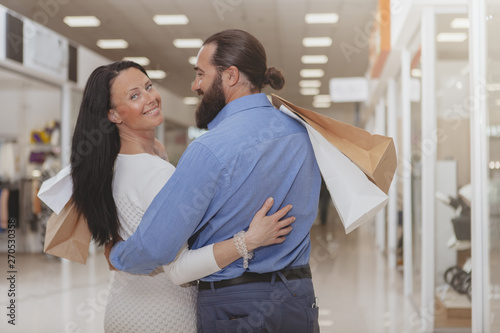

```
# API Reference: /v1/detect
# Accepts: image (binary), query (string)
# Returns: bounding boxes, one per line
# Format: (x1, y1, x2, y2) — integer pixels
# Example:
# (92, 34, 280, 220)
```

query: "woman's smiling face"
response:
(108, 67, 163, 131)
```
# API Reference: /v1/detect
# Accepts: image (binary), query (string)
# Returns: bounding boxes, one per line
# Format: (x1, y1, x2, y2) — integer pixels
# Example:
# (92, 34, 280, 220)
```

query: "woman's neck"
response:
(118, 129, 156, 155)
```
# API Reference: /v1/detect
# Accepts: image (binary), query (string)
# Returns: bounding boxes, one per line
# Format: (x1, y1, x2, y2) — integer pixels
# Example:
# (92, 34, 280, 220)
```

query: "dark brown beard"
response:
(195, 72, 227, 129)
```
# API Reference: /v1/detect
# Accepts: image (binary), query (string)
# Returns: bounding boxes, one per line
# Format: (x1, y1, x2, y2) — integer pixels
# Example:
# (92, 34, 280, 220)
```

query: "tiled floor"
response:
(0, 214, 422, 333)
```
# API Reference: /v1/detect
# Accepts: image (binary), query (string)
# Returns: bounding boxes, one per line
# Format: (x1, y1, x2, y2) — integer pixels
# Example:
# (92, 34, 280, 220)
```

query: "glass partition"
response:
(433, 12, 471, 330)
(410, 50, 423, 312)
(486, 1, 500, 330)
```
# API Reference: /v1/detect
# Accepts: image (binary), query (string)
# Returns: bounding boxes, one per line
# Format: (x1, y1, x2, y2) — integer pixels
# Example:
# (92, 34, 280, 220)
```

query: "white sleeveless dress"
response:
(104, 154, 220, 333)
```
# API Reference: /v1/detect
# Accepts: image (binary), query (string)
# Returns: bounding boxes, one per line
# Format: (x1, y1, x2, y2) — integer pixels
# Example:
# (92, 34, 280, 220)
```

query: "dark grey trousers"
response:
(196, 275, 319, 333)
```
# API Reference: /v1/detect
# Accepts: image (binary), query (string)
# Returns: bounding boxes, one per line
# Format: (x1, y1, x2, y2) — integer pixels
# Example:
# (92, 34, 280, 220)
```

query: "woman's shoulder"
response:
(116, 153, 174, 172)
(113, 154, 175, 198)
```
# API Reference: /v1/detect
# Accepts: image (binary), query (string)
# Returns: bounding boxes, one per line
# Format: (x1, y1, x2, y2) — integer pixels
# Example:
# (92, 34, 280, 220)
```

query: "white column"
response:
(387, 79, 398, 269)
(469, 0, 489, 331)
(401, 48, 413, 298)
(420, 7, 437, 332)
(60, 83, 72, 167)
(375, 99, 386, 252)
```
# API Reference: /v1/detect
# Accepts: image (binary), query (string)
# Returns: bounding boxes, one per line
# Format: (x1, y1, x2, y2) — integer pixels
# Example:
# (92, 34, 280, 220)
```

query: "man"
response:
(109, 29, 321, 332)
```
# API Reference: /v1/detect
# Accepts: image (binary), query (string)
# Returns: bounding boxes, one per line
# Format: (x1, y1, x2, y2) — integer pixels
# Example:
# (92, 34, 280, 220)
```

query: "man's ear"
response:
(108, 110, 122, 124)
(223, 66, 240, 87)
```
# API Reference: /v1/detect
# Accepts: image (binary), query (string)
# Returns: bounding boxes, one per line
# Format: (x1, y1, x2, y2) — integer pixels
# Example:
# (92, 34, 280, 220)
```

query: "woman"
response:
(70, 61, 294, 332)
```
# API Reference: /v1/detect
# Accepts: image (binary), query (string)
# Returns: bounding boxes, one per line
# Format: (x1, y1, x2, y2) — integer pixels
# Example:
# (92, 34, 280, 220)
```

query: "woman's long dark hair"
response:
(71, 61, 148, 246)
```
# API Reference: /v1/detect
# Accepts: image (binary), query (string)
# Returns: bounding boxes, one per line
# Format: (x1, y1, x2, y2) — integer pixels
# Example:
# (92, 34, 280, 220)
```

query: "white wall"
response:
(0, 89, 21, 137)
(0, 78, 60, 141)
(76, 46, 110, 90)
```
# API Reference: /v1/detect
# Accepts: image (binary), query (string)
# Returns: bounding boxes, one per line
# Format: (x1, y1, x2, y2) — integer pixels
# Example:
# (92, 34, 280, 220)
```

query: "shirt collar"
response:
(207, 93, 272, 130)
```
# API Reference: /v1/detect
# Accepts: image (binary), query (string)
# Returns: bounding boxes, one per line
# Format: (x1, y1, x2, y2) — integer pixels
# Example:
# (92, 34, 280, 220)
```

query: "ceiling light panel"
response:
(147, 70, 167, 80)
(436, 33, 468, 42)
(300, 69, 325, 78)
(63, 16, 100, 27)
(299, 80, 322, 88)
(313, 101, 331, 108)
(450, 18, 469, 29)
(313, 95, 331, 103)
(183, 97, 199, 105)
(411, 68, 422, 77)
(188, 56, 197, 66)
(301, 88, 320, 95)
(123, 57, 150, 66)
(305, 13, 339, 24)
(301, 55, 328, 64)
(302, 37, 333, 47)
(97, 39, 128, 49)
(173, 39, 203, 48)
(153, 15, 189, 25)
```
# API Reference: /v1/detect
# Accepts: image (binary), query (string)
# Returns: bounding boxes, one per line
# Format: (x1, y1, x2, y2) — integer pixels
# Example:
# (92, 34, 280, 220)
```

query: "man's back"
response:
(190, 93, 321, 281)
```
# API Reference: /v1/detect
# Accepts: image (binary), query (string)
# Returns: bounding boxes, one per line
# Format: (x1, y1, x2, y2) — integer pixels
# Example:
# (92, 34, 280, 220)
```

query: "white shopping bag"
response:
(279, 105, 389, 233)
(37, 165, 72, 214)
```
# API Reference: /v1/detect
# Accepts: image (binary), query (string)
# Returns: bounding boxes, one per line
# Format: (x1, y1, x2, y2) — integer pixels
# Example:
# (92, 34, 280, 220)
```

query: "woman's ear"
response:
(108, 110, 122, 124)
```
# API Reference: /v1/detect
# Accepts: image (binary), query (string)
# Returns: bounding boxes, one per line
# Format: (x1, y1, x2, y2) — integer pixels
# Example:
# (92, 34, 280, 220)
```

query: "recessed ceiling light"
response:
(147, 70, 167, 80)
(63, 16, 100, 27)
(97, 39, 128, 49)
(313, 101, 331, 108)
(305, 13, 339, 24)
(300, 69, 325, 78)
(188, 56, 197, 66)
(436, 33, 468, 42)
(183, 97, 199, 105)
(173, 39, 203, 48)
(314, 94, 331, 103)
(153, 15, 189, 25)
(299, 80, 322, 88)
(301, 55, 328, 64)
(302, 37, 333, 47)
(122, 57, 151, 66)
(319, 320, 335, 327)
(301, 88, 320, 95)
(451, 18, 469, 29)
(411, 68, 422, 77)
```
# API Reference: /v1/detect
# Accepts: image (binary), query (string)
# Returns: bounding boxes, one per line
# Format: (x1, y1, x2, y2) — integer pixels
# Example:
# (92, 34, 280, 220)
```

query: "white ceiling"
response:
(0, 0, 377, 120)
(1, 1, 489, 127)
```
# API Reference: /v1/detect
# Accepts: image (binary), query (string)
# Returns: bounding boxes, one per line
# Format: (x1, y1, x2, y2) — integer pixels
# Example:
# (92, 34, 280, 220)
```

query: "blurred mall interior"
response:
(0, 0, 498, 332)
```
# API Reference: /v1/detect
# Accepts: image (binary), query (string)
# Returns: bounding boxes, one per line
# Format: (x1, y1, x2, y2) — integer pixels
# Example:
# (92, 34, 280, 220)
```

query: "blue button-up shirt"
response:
(110, 93, 321, 281)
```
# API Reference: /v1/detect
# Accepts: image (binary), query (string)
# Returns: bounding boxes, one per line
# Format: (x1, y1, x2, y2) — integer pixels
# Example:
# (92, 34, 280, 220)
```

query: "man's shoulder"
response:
(191, 107, 310, 165)
(206, 107, 306, 139)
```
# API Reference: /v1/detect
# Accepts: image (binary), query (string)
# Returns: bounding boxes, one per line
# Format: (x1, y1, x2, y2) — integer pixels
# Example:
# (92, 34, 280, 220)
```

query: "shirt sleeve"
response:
(109, 143, 225, 274)
(165, 243, 220, 285)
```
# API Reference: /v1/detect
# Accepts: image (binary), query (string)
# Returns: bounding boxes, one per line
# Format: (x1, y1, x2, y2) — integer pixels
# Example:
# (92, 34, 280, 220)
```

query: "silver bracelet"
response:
(233, 231, 253, 269)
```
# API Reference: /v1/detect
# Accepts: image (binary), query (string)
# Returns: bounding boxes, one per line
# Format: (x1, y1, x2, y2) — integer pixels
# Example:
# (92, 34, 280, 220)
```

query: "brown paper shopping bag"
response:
(271, 94, 397, 194)
(43, 199, 91, 264)
(277, 103, 388, 233)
